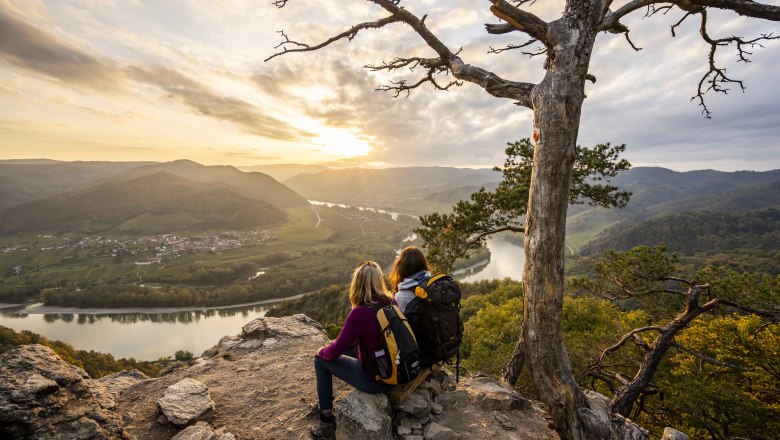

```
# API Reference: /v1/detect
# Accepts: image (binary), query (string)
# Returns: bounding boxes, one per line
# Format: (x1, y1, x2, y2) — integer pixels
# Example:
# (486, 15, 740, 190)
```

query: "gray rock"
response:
(0, 344, 129, 439)
(583, 390, 648, 440)
(423, 422, 459, 440)
(241, 318, 271, 339)
(427, 379, 443, 397)
(492, 411, 516, 431)
(430, 402, 443, 415)
(399, 417, 423, 430)
(335, 391, 393, 440)
(157, 378, 215, 427)
(393, 389, 431, 418)
(437, 389, 469, 407)
(397, 425, 412, 435)
(402, 436, 424, 440)
(662, 427, 689, 440)
(467, 377, 531, 412)
(98, 369, 150, 399)
(172, 421, 216, 440)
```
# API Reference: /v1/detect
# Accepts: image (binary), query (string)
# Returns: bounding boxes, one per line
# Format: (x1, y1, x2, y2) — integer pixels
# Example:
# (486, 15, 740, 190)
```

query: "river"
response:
(0, 298, 289, 361)
(455, 234, 524, 283)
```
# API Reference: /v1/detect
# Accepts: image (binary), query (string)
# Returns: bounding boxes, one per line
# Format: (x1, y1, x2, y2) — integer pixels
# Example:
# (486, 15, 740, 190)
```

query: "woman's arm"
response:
(318, 307, 371, 361)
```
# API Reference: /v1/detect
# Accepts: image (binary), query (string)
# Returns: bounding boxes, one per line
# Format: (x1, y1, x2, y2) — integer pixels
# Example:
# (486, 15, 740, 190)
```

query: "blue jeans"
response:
(314, 345, 392, 411)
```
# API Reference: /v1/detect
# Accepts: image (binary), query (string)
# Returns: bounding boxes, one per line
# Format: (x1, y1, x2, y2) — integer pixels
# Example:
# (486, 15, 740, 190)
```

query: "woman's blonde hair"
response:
(349, 261, 392, 307)
(389, 246, 429, 292)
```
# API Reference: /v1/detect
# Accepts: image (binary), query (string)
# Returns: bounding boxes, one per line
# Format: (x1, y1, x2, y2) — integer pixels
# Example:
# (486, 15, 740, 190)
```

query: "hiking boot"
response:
(310, 414, 336, 439)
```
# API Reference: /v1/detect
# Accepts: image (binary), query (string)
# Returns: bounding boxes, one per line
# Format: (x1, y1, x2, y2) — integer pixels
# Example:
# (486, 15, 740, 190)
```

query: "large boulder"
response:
(157, 378, 215, 427)
(0, 344, 129, 439)
(461, 377, 531, 412)
(335, 391, 393, 440)
(98, 369, 150, 399)
(203, 314, 328, 357)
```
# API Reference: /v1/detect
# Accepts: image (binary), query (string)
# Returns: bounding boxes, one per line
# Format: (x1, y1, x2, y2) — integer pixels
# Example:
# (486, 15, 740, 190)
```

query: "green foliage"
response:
(174, 350, 194, 362)
(461, 291, 647, 384)
(416, 138, 631, 272)
(462, 297, 523, 377)
(0, 325, 162, 378)
(630, 315, 780, 439)
(572, 245, 780, 438)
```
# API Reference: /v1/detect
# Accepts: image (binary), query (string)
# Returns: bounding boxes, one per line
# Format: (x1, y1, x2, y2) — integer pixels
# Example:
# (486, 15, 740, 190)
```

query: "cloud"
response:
(0, 6, 120, 89)
(126, 65, 313, 142)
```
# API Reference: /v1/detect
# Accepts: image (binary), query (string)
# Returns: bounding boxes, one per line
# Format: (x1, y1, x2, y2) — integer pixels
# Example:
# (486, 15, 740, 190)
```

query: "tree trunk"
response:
(501, 328, 525, 385)
(519, 4, 608, 439)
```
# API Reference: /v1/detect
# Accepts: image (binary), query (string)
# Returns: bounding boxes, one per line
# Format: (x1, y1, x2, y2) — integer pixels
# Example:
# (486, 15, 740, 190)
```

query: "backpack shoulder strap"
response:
(415, 274, 446, 299)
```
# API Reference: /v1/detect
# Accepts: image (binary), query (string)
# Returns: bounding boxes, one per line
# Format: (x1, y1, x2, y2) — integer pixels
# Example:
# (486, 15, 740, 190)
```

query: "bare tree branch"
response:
(689, 0, 780, 20)
(592, 326, 665, 368)
(264, 15, 402, 62)
(485, 23, 517, 35)
(489, 0, 549, 43)
(365, 56, 462, 97)
(672, 342, 753, 372)
(487, 38, 539, 55)
(692, 9, 780, 117)
(267, 0, 537, 107)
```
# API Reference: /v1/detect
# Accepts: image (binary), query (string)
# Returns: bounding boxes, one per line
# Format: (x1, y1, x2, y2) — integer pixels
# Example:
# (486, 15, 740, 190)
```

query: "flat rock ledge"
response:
(157, 378, 215, 427)
(0, 344, 130, 439)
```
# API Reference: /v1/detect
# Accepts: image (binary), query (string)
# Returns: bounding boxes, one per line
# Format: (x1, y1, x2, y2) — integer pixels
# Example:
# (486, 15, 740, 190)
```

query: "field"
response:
(0, 205, 420, 307)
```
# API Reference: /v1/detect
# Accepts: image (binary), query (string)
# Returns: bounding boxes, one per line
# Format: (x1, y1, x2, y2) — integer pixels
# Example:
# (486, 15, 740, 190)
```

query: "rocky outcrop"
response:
(0, 344, 129, 439)
(2, 315, 661, 440)
(333, 369, 559, 440)
(157, 378, 215, 427)
(98, 369, 150, 399)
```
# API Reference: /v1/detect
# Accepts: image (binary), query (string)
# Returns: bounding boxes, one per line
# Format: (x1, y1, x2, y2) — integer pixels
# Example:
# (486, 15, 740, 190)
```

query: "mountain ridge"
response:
(0, 171, 288, 234)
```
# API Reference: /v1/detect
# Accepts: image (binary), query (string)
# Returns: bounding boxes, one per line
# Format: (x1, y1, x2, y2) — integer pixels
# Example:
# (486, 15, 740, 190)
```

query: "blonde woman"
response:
(311, 261, 394, 439)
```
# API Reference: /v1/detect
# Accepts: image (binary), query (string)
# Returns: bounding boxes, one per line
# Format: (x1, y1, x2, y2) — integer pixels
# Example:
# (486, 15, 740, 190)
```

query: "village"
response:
(1, 230, 275, 275)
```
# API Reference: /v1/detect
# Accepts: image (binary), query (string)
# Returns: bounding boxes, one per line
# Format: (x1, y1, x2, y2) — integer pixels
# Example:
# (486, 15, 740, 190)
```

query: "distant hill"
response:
(285, 167, 503, 214)
(237, 164, 330, 182)
(581, 208, 780, 255)
(0, 172, 288, 234)
(566, 167, 780, 246)
(0, 160, 156, 210)
(113, 160, 309, 210)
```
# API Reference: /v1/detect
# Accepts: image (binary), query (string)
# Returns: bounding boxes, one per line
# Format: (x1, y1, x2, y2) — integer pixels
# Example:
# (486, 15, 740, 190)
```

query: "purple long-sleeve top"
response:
(319, 297, 393, 380)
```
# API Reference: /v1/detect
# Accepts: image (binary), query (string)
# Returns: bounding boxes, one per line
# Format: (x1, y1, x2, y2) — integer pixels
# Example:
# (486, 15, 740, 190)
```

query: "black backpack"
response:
(370, 303, 423, 385)
(413, 274, 463, 380)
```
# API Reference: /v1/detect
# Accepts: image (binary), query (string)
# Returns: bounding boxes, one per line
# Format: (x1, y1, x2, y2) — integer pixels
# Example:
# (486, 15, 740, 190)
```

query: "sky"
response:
(0, 0, 778, 171)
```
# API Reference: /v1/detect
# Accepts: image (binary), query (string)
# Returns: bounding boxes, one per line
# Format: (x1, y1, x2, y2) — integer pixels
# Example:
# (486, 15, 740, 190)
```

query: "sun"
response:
(312, 127, 374, 159)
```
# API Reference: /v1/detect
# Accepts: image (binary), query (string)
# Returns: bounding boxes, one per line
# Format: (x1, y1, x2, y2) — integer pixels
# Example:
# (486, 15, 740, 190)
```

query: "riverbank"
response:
(7, 293, 306, 315)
